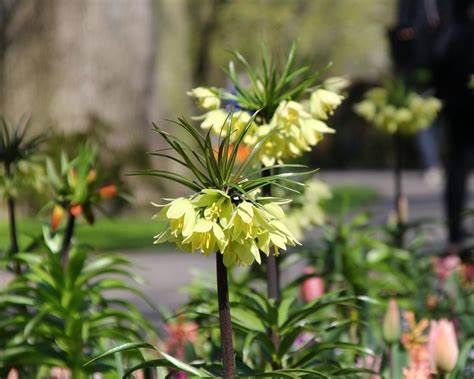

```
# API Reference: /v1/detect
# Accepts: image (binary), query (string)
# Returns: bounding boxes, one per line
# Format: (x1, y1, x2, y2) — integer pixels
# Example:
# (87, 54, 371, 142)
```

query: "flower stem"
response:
(60, 213, 76, 267)
(5, 163, 21, 275)
(389, 343, 396, 379)
(216, 252, 235, 379)
(262, 168, 280, 300)
(393, 133, 403, 247)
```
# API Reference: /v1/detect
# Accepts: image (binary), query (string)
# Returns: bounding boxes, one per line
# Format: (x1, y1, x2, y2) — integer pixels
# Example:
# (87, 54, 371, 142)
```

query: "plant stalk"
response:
(5, 163, 21, 275)
(389, 343, 395, 379)
(216, 252, 235, 379)
(393, 133, 403, 247)
(60, 213, 76, 267)
(262, 168, 280, 300)
(262, 168, 281, 353)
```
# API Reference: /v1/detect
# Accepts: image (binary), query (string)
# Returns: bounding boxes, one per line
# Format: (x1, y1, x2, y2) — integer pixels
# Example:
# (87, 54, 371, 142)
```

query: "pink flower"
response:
(293, 331, 316, 350)
(300, 267, 324, 302)
(433, 255, 460, 282)
(50, 367, 71, 379)
(165, 317, 198, 359)
(428, 320, 459, 373)
(7, 369, 19, 379)
(402, 366, 431, 379)
(356, 354, 382, 378)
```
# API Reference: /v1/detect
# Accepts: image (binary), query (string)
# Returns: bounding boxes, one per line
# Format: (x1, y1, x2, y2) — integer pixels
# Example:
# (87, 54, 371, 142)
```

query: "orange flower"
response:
(87, 169, 97, 183)
(70, 204, 83, 217)
(402, 365, 431, 379)
(213, 143, 250, 163)
(98, 184, 118, 198)
(402, 312, 429, 351)
(51, 204, 65, 231)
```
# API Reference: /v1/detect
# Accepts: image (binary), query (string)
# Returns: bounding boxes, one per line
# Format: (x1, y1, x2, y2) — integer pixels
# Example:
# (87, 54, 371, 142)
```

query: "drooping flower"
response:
(187, 46, 341, 167)
(188, 87, 221, 111)
(285, 178, 331, 239)
(153, 189, 299, 267)
(310, 88, 344, 120)
(354, 84, 441, 136)
(323, 76, 350, 94)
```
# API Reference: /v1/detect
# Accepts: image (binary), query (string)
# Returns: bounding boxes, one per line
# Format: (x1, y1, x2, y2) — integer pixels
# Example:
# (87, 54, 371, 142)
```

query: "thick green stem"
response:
(389, 343, 395, 379)
(216, 252, 235, 379)
(60, 213, 76, 267)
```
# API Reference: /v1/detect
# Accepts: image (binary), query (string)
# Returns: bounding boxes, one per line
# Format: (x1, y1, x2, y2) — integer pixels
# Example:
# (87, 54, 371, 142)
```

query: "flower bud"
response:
(300, 267, 324, 302)
(383, 299, 401, 344)
(99, 184, 118, 198)
(7, 369, 19, 379)
(429, 320, 458, 373)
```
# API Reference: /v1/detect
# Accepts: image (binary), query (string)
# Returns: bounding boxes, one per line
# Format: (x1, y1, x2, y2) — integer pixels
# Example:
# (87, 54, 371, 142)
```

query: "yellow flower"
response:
(182, 218, 226, 255)
(154, 189, 299, 267)
(310, 89, 344, 120)
(254, 100, 335, 166)
(188, 87, 221, 110)
(366, 87, 388, 106)
(153, 198, 197, 246)
(200, 109, 228, 135)
(355, 86, 442, 136)
(353, 100, 376, 121)
(323, 76, 350, 94)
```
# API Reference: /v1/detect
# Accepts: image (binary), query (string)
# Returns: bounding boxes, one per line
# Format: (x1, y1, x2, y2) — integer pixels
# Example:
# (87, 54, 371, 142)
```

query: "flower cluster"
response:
(188, 80, 345, 166)
(153, 189, 298, 267)
(47, 147, 118, 230)
(354, 87, 441, 135)
(400, 311, 459, 378)
(284, 178, 332, 240)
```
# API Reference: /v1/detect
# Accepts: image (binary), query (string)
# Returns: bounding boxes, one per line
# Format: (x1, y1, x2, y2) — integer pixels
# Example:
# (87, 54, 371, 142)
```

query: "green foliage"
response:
(0, 115, 46, 200)
(0, 241, 153, 376)
(223, 43, 329, 121)
(90, 270, 376, 378)
(136, 114, 311, 195)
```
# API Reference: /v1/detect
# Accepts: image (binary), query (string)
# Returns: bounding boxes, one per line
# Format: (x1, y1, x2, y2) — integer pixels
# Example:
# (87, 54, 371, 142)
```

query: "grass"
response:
(322, 185, 380, 214)
(0, 186, 379, 252)
(0, 218, 166, 252)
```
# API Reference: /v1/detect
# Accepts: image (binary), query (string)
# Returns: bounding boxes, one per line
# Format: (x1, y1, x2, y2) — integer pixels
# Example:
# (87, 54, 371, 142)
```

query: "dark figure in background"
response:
(389, 0, 449, 187)
(435, 0, 474, 253)
(390, 0, 474, 255)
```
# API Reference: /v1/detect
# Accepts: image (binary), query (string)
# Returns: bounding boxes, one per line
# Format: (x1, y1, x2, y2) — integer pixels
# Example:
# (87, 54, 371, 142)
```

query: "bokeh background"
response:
(1, 0, 472, 255)
(0, 0, 403, 201)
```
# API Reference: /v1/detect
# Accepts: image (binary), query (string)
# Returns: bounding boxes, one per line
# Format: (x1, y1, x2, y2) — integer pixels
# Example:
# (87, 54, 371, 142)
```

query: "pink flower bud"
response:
(300, 267, 324, 302)
(429, 319, 458, 373)
(7, 369, 19, 379)
(383, 299, 402, 344)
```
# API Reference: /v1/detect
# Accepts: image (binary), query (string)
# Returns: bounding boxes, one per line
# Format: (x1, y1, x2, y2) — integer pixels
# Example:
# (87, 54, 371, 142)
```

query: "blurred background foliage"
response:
(0, 0, 404, 209)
